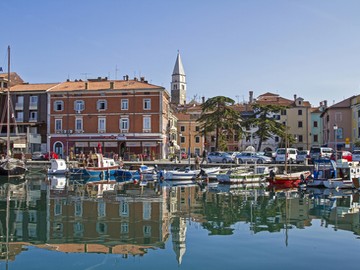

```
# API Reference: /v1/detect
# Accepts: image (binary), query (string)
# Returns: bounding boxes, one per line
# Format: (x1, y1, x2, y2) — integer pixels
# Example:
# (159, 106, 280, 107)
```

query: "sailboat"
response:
(267, 124, 311, 189)
(0, 46, 27, 176)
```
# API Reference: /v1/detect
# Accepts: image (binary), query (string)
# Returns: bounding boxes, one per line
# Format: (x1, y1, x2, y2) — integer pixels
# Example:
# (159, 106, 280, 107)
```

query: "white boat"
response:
(161, 167, 220, 181)
(0, 46, 26, 176)
(217, 166, 272, 184)
(48, 159, 68, 175)
(323, 159, 360, 189)
(307, 159, 337, 187)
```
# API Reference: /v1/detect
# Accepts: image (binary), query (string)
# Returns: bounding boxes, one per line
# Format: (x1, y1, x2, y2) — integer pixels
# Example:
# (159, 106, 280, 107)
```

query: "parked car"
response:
(181, 152, 188, 159)
(275, 148, 298, 164)
(296, 150, 310, 164)
(31, 151, 45, 160)
(309, 147, 334, 162)
(331, 150, 352, 162)
(207, 152, 234, 163)
(43, 151, 59, 160)
(235, 152, 272, 164)
(352, 149, 360, 162)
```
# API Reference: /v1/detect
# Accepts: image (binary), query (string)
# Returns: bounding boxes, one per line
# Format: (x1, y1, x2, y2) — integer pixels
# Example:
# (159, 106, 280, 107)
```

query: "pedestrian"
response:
(201, 149, 207, 164)
(195, 154, 200, 170)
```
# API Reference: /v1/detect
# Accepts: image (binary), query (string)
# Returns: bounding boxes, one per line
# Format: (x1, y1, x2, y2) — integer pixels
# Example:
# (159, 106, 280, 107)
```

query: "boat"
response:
(216, 166, 272, 184)
(0, 46, 27, 176)
(307, 159, 337, 188)
(267, 170, 311, 189)
(47, 159, 68, 175)
(160, 166, 221, 181)
(115, 164, 158, 181)
(69, 152, 119, 177)
(323, 159, 360, 189)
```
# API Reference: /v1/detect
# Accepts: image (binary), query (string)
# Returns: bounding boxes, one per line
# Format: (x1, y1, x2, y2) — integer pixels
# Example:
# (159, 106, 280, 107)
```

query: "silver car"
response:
(235, 152, 273, 164)
(207, 152, 234, 163)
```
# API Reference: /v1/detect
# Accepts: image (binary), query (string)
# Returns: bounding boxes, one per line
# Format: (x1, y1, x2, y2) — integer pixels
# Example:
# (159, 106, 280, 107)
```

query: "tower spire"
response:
(171, 52, 187, 105)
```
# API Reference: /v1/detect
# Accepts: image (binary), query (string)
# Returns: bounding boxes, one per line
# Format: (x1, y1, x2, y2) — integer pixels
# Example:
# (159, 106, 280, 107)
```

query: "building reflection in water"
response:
(1, 175, 360, 264)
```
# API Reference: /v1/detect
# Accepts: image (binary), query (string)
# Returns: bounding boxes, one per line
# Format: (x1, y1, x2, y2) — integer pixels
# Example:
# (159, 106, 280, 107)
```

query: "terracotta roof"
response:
(0, 72, 24, 85)
(256, 93, 293, 106)
(48, 79, 163, 92)
(10, 83, 59, 92)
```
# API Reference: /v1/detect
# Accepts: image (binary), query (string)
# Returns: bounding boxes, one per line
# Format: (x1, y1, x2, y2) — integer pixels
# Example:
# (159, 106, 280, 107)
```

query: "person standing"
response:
(200, 149, 207, 164)
(195, 154, 200, 170)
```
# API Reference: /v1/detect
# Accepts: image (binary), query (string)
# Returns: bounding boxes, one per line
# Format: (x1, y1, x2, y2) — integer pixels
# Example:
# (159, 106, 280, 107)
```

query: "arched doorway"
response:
(54, 141, 64, 158)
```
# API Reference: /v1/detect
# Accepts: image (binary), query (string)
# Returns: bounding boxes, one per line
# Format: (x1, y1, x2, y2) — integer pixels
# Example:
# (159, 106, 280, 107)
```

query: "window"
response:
(74, 100, 85, 112)
(120, 118, 129, 131)
(281, 109, 287, 115)
(143, 202, 151, 220)
(97, 100, 107, 111)
(143, 99, 151, 110)
(313, 121, 318, 128)
(275, 136, 279, 142)
(55, 119, 62, 131)
(298, 121, 303, 128)
(195, 136, 200, 143)
(54, 101, 64, 111)
(180, 136, 185, 143)
(120, 200, 129, 217)
(16, 96, 24, 106)
(30, 95, 38, 103)
(298, 135, 303, 142)
(29, 111, 37, 121)
(75, 118, 83, 131)
(180, 126, 185, 132)
(98, 117, 106, 132)
(195, 126, 200, 132)
(298, 109, 302, 115)
(143, 116, 151, 131)
(314, 134, 318, 142)
(121, 99, 128, 110)
(16, 111, 24, 122)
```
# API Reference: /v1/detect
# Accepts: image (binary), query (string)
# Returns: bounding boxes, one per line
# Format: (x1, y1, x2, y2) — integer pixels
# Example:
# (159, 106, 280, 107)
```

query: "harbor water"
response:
(0, 171, 359, 270)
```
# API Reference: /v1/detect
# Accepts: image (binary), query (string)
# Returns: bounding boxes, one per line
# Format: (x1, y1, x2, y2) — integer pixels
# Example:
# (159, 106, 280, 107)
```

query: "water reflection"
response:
(0, 173, 360, 264)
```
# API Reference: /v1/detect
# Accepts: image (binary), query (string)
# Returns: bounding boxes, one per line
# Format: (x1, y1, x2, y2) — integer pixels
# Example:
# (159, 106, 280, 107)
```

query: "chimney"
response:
(85, 82, 88, 90)
(249, 91, 253, 103)
(294, 94, 297, 100)
(110, 81, 114, 89)
(202, 96, 205, 103)
(324, 100, 327, 107)
(140, 77, 145, 82)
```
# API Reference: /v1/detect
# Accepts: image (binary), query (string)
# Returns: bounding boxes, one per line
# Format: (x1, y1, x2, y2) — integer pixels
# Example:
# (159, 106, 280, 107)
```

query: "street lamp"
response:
(179, 133, 182, 163)
(48, 135, 51, 160)
(333, 124, 338, 161)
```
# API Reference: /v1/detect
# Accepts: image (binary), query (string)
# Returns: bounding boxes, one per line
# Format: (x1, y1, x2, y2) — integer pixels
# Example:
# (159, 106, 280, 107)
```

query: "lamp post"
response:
(48, 135, 51, 160)
(333, 124, 338, 161)
(179, 133, 182, 163)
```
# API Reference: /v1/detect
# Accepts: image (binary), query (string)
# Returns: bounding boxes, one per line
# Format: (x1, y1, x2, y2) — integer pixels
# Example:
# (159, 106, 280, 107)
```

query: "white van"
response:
(275, 148, 298, 164)
(309, 147, 334, 162)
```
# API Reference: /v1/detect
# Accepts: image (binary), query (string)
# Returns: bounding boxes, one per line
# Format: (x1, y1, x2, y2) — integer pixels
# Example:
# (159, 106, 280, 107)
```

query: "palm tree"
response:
(197, 96, 243, 151)
(243, 103, 287, 151)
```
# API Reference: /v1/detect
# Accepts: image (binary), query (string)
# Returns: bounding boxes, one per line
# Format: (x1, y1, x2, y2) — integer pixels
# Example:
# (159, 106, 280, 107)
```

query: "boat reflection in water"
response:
(1, 172, 360, 267)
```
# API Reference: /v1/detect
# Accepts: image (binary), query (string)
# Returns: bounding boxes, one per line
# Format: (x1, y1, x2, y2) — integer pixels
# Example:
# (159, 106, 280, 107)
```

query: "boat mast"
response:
(6, 45, 10, 157)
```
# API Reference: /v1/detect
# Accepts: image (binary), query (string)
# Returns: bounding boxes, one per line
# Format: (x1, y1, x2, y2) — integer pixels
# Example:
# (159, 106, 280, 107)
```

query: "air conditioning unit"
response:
(144, 130, 150, 133)
(56, 130, 61, 134)
(69, 130, 73, 134)
(76, 110, 81, 114)
(63, 130, 67, 134)
(99, 130, 105, 133)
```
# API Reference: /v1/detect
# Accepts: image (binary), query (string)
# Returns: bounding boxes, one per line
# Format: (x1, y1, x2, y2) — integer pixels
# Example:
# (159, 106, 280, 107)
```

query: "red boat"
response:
(267, 170, 311, 189)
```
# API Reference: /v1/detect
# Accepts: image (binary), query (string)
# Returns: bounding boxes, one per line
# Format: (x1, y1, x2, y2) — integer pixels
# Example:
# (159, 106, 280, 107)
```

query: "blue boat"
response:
(69, 153, 119, 178)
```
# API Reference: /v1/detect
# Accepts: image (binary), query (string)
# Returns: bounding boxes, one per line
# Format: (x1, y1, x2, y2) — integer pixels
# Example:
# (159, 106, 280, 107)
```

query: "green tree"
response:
(197, 96, 243, 151)
(243, 104, 287, 151)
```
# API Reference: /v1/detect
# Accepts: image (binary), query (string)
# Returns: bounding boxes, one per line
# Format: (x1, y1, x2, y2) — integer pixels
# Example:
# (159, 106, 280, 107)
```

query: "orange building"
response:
(48, 76, 170, 160)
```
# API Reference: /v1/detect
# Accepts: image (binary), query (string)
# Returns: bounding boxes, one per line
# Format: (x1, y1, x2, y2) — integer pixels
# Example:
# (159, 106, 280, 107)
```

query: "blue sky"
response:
(1, 0, 360, 107)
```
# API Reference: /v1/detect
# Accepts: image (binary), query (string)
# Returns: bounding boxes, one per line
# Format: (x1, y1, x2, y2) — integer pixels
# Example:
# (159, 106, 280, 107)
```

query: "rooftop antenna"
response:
(235, 95, 239, 104)
(81, 73, 91, 80)
(115, 65, 119, 80)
